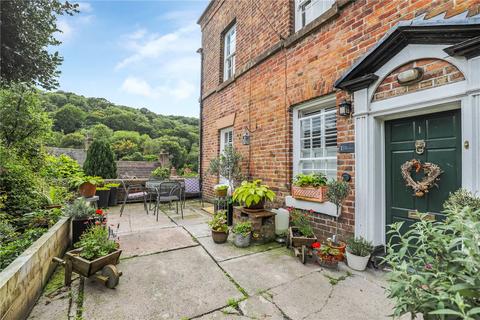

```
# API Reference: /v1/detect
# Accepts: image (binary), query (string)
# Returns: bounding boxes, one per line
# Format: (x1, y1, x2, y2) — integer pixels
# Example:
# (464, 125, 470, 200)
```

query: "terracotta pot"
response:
(291, 185, 328, 203)
(78, 182, 96, 198)
(211, 229, 229, 244)
(215, 188, 228, 198)
(329, 241, 346, 261)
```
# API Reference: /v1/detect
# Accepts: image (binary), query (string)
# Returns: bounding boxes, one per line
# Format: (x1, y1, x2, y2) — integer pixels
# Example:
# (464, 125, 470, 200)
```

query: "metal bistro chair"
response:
(153, 181, 184, 221)
(119, 180, 148, 217)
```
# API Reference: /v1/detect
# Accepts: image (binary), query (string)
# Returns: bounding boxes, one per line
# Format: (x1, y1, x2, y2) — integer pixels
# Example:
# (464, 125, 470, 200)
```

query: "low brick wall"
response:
(0, 217, 70, 320)
(117, 161, 160, 179)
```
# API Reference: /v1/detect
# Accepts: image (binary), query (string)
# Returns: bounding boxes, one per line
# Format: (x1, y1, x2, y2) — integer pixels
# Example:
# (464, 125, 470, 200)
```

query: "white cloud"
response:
(121, 77, 153, 97)
(57, 19, 73, 41)
(76, 2, 93, 13)
(56, 3, 94, 42)
(121, 77, 196, 101)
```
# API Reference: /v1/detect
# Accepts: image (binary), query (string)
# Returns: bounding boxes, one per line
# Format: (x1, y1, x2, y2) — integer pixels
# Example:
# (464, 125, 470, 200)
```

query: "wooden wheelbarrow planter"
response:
(53, 248, 123, 289)
(286, 227, 318, 264)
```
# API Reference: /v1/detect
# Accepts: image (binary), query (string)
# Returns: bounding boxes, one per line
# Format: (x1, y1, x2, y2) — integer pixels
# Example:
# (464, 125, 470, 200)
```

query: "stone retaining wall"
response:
(0, 217, 70, 320)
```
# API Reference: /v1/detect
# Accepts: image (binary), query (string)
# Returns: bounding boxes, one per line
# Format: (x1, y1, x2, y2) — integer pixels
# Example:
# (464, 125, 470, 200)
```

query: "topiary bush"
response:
(83, 140, 117, 179)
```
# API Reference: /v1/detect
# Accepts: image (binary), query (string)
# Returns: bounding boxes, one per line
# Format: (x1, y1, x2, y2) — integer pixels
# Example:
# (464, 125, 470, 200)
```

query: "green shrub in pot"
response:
(232, 221, 252, 248)
(232, 180, 275, 210)
(345, 236, 373, 271)
(208, 210, 229, 244)
(293, 173, 327, 187)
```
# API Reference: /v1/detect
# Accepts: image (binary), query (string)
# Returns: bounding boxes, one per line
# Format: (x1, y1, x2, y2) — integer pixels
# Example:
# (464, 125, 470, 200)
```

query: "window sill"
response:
(285, 196, 339, 217)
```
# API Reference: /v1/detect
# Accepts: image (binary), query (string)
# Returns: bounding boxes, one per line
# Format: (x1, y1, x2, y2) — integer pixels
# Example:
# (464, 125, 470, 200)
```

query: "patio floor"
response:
(28, 201, 401, 320)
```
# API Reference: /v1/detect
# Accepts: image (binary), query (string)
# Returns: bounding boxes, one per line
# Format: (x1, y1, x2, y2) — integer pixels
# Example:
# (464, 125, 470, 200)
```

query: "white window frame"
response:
(294, 0, 335, 32)
(223, 24, 236, 81)
(219, 127, 233, 185)
(293, 95, 337, 179)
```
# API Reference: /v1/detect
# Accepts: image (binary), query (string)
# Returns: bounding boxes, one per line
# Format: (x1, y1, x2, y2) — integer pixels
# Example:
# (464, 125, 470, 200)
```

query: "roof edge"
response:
(197, 0, 215, 25)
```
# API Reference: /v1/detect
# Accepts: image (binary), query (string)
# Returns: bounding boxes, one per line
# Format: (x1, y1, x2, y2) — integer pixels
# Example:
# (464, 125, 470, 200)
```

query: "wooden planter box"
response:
(288, 227, 317, 248)
(291, 185, 327, 203)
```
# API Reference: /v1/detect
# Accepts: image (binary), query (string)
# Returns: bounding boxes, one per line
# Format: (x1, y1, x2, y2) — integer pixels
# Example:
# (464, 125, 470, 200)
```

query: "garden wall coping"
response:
(0, 216, 70, 320)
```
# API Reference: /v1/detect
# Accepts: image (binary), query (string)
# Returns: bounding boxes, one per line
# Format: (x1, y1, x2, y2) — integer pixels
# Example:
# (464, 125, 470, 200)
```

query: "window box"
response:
(291, 185, 328, 203)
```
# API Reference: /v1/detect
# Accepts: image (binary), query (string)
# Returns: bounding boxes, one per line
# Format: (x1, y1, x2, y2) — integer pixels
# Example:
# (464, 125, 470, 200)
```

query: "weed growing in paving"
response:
(323, 271, 352, 285)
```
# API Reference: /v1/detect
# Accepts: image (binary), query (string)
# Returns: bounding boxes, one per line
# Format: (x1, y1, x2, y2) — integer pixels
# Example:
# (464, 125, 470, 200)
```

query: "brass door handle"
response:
(408, 210, 435, 221)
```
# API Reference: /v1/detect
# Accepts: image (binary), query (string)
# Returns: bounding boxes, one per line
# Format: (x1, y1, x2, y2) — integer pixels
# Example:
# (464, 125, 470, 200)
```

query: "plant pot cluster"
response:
(95, 183, 121, 208)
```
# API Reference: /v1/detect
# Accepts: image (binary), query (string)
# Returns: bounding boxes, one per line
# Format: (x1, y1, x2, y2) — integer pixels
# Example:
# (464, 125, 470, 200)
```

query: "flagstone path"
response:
(28, 201, 402, 320)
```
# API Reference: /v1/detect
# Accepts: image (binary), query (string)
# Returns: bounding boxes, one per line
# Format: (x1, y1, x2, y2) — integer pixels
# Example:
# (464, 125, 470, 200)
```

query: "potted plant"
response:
(151, 166, 170, 180)
(208, 210, 229, 244)
(292, 173, 328, 202)
(214, 184, 229, 198)
(232, 221, 252, 248)
(325, 179, 350, 257)
(105, 183, 121, 206)
(70, 175, 103, 198)
(345, 236, 374, 271)
(232, 180, 276, 211)
(95, 186, 111, 208)
(287, 209, 317, 247)
(64, 198, 103, 244)
(316, 244, 341, 269)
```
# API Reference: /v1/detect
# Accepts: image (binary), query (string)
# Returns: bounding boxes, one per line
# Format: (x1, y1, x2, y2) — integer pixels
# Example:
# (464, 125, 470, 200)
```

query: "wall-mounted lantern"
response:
(339, 100, 352, 117)
(396, 67, 423, 86)
(242, 130, 250, 145)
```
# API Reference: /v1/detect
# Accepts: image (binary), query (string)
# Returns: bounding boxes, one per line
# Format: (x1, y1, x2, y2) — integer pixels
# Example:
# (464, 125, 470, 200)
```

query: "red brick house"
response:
(197, 0, 480, 245)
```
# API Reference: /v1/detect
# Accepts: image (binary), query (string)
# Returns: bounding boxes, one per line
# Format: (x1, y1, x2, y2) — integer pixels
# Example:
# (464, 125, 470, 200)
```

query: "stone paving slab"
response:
(183, 222, 212, 238)
(107, 208, 175, 235)
(198, 236, 282, 262)
(220, 247, 320, 295)
(239, 295, 284, 320)
(83, 246, 243, 320)
(195, 311, 250, 320)
(119, 226, 197, 258)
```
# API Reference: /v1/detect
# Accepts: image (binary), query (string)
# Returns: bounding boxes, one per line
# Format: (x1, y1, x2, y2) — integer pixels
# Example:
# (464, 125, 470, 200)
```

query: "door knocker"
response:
(415, 140, 425, 155)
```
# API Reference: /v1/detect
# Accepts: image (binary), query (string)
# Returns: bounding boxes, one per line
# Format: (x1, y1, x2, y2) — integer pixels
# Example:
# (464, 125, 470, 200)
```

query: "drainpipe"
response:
(197, 47, 204, 195)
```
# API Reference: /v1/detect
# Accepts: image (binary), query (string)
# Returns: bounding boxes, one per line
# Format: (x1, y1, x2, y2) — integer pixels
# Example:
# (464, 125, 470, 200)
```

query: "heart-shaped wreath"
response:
(400, 159, 443, 197)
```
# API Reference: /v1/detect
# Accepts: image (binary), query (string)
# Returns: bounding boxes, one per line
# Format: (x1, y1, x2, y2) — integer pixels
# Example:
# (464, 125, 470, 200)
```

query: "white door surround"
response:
(352, 44, 480, 245)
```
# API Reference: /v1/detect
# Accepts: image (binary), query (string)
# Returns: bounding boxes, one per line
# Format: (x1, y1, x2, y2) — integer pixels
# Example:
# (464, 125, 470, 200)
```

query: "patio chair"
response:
(153, 181, 184, 221)
(119, 180, 148, 217)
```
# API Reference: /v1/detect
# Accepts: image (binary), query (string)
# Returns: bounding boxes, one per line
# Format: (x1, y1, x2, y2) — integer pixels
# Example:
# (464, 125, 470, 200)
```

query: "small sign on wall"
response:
(339, 142, 355, 153)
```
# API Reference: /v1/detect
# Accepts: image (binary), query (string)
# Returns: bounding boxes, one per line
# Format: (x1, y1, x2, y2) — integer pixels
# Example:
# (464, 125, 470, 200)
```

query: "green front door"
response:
(385, 109, 462, 239)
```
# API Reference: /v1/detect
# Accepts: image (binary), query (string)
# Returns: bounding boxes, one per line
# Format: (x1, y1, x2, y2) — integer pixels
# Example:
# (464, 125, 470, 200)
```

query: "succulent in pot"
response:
(232, 180, 276, 211)
(345, 236, 373, 271)
(214, 184, 229, 198)
(292, 173, 328, 202)
(70, 175, 103, 198)
(232, 221, 252, 248)
(208, 210, 229, 244)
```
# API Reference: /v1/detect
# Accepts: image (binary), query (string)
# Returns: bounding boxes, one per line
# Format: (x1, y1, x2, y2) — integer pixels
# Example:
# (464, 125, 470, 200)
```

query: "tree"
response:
(60, 132, 85, 148)
(0, 0, 78, 89)
(88, 124, 113, 141)
(0, 84, 52, 150)
(83, 140, 117, 178)
(208, 146, 243, 192)
(143, 137, 187, 169)
(53, 104, 86, 133)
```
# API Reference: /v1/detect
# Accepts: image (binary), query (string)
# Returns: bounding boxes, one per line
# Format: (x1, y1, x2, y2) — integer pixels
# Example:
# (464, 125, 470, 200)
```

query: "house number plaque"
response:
(407, 210, 435, 221)
(339, 142, 355, 153)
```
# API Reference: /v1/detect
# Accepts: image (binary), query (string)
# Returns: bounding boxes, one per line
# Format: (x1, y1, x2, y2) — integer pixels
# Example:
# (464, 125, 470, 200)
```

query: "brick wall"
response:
(199, 1, 479, 241)
(116, 161, 161, 179)
(373, 59, 465, 101)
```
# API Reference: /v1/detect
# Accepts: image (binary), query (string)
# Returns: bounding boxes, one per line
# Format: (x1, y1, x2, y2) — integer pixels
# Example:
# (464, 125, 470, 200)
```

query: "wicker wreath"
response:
(401, 159, 443, 197)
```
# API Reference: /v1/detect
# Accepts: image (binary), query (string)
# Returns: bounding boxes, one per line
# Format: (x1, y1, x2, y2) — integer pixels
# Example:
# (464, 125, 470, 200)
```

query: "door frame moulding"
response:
(352, 44, 480, 246)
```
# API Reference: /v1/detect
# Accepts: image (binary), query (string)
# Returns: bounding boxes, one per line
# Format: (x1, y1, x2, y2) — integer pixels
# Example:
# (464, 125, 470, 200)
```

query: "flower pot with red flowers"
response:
(96, 186, 111, 208)
(291, 173, 328, 203)
(232, 180, 276, 211)
(208, 210, 229, 244)
(70, 176, 103, 198)
(315, 244, 340, 269)
(287, 209, 317, 248)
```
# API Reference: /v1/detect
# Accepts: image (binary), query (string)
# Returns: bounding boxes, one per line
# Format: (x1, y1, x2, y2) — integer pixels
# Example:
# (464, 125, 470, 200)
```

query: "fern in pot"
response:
(232, 221, 252, 248)
(345, 236, 374, 271)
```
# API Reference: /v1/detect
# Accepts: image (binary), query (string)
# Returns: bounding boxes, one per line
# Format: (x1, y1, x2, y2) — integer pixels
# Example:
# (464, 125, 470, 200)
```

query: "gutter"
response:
(197, 47, 204, 195)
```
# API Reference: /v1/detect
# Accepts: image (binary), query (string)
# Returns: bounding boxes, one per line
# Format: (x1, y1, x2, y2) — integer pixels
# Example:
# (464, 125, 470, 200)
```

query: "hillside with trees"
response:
(42, 91, 199, 172)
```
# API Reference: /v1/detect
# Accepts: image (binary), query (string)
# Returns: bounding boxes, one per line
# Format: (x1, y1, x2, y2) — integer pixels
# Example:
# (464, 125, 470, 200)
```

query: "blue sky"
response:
(55, 0, 208, 117)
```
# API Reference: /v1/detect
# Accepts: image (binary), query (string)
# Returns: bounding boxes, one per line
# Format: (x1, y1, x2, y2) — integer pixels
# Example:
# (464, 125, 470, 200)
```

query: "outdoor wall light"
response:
(396, 67, 423, 85)
(339, 100, 352, 116)
(242, 130, 250, 145)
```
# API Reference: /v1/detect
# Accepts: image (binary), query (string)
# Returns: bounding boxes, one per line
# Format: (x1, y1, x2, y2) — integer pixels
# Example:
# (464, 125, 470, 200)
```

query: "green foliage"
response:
(0, 0, 78, 89)
(54, 104, 86, 133)
(69, 175, 103, 188)
(88, 124, 113, 141)
(232, 221, 252, 236)
(83, 140, 117, 179)
(290, 209, 315, 237)
(63, 198, 95, 220)
(293, 173, 327, 187)
(121, 151, 144, 161)
(74, 225, 117, 260)
(326, 180, 350, 209)
(151, 167, 170, 180)
(443, 188, 480, 212)
(0, 227, 48, 271)
(104, 183, 120, 188)
(42, 185, 73, 206)
(208, 146, 243, 190)
(384, 193, 480, 319)
(215, 185, 229, 191)
(0, 84, 52, 151)
(232, 180, 276, 207)
(41, 154, 83, 182)
(143, 137, 187, 169)
(346, 236, 373, 257)
(20, 209, 63, 229)
(60, 132, 85, 148)
(208, 211, 228, 232)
